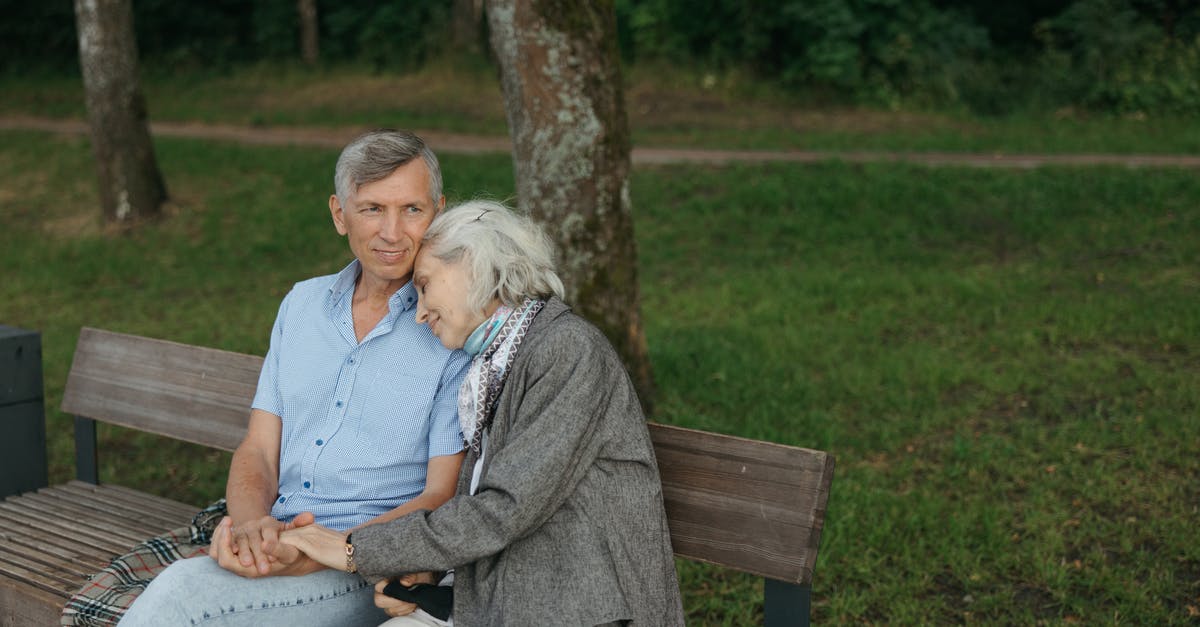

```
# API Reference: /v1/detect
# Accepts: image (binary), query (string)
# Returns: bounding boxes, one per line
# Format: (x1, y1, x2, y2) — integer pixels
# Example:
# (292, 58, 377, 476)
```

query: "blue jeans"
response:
(117, 556, 389, 626)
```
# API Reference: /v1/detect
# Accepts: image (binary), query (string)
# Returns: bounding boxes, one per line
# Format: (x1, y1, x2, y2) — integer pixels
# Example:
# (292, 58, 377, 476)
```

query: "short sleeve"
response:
(426, 348, 470, 458)
(251, 290, 292, 416)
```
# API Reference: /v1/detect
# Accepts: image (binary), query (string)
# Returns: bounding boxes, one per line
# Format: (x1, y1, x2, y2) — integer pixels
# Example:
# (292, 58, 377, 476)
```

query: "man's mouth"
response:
(375, 249, 407, 263)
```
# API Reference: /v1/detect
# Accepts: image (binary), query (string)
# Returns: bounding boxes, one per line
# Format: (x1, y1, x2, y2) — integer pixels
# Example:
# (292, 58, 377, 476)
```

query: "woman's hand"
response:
(373, 572, 435, 619)
(277, 512, 351, 572)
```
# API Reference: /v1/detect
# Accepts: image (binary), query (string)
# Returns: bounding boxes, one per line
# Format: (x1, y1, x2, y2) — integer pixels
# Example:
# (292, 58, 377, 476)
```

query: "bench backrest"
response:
(61, 327, 834, 585)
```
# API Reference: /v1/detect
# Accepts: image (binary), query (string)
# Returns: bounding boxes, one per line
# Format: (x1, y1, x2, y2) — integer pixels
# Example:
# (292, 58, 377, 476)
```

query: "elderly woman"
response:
(280, 200, 684, 626)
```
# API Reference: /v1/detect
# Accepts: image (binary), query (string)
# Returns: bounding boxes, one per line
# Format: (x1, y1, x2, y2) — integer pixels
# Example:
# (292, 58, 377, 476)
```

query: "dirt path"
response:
(4, 115, 1200, 169)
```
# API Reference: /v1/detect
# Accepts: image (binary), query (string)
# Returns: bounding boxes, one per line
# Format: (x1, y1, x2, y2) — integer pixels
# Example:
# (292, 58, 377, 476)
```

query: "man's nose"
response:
(380, 209, 403, 242)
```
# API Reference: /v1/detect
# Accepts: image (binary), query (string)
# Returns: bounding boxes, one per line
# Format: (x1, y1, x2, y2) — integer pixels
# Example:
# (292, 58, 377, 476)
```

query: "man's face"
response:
(329, 159, 444, 291)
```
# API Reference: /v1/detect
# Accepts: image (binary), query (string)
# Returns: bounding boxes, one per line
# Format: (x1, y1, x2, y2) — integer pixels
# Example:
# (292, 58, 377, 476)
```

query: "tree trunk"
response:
(74, 0, 166, 225)
(486, 0, 655, 409)
(297, 0, 319, 66)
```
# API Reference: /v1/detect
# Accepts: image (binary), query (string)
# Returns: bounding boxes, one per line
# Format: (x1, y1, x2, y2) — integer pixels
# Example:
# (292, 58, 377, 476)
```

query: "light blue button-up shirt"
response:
(253, 261, 469, 531)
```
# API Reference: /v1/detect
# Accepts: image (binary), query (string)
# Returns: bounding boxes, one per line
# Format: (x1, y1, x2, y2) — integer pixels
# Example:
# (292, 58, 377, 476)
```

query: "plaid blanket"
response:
(59, 499, 228, 626)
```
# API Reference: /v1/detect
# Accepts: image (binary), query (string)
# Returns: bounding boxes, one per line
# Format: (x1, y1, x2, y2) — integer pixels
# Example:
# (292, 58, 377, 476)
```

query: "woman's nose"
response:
(414, 301, 428, 323)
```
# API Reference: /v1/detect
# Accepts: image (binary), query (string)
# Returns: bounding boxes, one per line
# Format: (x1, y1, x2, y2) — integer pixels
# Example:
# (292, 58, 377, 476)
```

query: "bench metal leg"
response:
(764, 578, 811, 627)
(75, 416, 100, 484)
(0, 326, 48, 498)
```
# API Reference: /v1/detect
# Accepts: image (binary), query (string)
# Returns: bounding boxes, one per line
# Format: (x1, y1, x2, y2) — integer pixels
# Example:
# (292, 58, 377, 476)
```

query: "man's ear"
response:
(329, 194, 348, 235)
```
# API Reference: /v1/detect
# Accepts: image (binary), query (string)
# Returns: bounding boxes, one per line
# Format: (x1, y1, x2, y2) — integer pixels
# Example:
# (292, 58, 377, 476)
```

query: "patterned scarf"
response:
(458, 298, 545, 454)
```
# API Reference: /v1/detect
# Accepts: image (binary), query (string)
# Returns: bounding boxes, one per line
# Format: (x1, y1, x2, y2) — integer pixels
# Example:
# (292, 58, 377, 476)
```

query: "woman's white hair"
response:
(421, 200, 565, 313)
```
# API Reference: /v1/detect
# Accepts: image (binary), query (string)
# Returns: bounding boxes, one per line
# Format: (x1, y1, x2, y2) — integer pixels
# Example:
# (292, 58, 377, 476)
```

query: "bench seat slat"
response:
(0, 499, 155, 546)
(15, 492, 184, 541)
(60, 481, 200, 522)
(0, 571, 70, 626)
(44, 485, 194, 530)
(0, 510, 125, 562)
(0, 554, 81, 597)
(0, 546, 92, 586)
(0, 533, 109, 577)
(0, 504, 138, 556)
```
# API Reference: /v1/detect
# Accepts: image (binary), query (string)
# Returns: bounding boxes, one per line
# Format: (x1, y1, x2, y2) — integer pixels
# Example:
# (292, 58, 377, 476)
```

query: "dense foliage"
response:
(616, 0, 1200, 113)
(0, 0, 1197, 113)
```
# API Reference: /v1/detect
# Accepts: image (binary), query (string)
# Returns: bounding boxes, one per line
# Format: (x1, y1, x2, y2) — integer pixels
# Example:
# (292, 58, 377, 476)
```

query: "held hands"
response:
(208, 513, 324, 577)
(274, 520, 440, 619)
(276, 515, 354, 572)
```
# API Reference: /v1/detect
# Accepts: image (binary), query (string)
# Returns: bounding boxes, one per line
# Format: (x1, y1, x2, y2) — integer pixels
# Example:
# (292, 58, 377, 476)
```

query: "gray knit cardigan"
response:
(354, 298, 684, 626)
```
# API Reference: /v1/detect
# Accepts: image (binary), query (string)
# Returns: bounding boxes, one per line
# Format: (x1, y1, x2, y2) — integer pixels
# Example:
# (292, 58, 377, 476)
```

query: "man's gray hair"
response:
(421, 200, 565, 313)
(334, 129, 443, 205)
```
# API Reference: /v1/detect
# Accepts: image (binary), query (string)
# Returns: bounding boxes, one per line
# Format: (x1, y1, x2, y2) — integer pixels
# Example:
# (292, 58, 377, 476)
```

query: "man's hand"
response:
(373, 572, 436, 619)
(208, 515, 326, 578)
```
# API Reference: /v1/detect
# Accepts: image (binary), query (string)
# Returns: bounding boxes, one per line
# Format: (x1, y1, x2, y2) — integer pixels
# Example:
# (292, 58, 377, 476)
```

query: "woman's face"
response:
(413, 249, 488, 350)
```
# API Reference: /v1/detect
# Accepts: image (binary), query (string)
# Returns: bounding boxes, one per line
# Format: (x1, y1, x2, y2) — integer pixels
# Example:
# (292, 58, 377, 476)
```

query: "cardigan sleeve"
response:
(352, 317, 625, 575)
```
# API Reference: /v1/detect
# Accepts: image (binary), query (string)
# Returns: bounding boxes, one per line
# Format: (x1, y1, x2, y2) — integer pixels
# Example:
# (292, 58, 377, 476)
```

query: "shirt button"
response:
(348, 356, 355, 363)
(303, 481, 312, 489)
(277, 496, 286, 503)
(315, 439, 324, 446)
(335, 400, 343, 408)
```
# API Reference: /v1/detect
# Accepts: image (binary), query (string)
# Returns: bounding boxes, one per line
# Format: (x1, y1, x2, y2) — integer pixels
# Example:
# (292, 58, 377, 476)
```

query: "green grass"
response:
(3, 62, 1200, 154)
(1, 130, 1197, 624)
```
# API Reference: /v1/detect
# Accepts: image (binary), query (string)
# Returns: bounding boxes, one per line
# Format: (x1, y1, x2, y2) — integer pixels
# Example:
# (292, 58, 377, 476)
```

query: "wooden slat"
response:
(47, 484, 194, 529)
(0, 554, 81, 603)
(0, 505, 134, 556)
(0, 551, 85, 591)
(90, 482, 203, 516)
(649, 422, 835, 584)
(12, 493, 173, 541)
(61, 328, 262, 451)
(62, 481, 200, 521)
(37, 491, 185, 533)
(0, 510, 122, 564)
(0, 499, 150, 546)
(0, 532, 109, 577)
(0, 575, 63, 627)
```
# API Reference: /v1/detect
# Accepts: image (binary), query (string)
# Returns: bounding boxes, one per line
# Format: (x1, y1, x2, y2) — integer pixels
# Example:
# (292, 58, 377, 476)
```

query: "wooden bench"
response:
(0, 327, 835, 626)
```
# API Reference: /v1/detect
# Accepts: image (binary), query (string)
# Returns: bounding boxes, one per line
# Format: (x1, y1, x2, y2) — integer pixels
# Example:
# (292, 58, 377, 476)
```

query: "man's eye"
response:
(406, 206, 422, 213)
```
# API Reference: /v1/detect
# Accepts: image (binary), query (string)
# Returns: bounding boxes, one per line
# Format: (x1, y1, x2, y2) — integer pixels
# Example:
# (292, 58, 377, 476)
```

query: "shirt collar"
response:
(327, 260, 419, 315)
(391, 281, 418, 312)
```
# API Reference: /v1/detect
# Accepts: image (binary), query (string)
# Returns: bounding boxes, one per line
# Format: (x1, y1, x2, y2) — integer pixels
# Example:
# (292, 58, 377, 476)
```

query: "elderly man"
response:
(118, 130, 469, 626)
